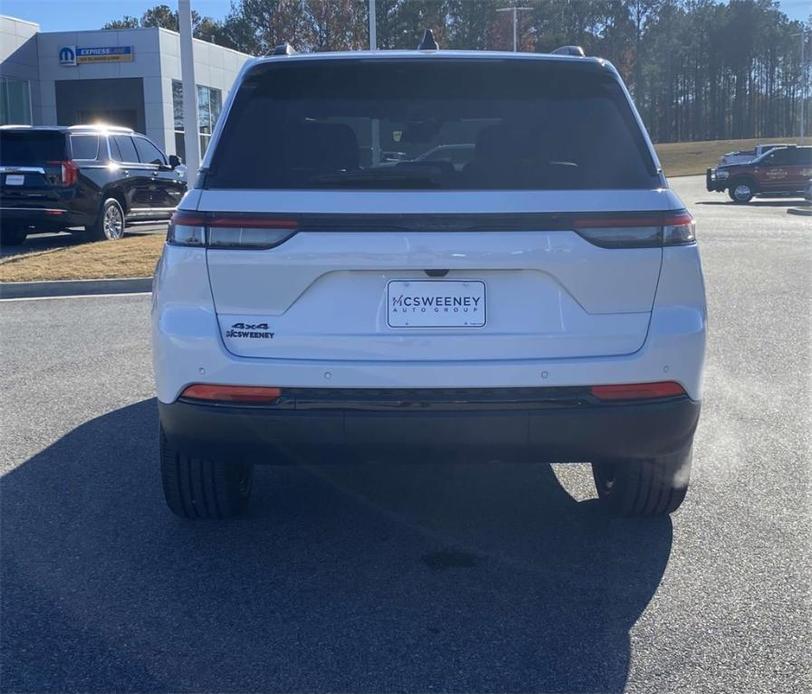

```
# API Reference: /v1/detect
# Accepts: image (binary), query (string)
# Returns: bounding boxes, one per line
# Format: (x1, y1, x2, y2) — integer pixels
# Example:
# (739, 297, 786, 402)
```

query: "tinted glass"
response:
(133, 137, 165, 165)
(112, 135, 138, 163)
(795, 148, 811, 166)
(764, 148, 793, 165)
(70, 134, 99, 160)
(206, 59, 658, 190)
(0, 131, 66, 164)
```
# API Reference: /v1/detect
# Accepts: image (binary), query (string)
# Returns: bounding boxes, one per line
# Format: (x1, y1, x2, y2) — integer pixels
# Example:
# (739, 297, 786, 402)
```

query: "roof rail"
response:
(68, 124, 134, 132)
(551, 45, 585, 57)
(417, 29, 439, 50)
(272, 41, 295, 56)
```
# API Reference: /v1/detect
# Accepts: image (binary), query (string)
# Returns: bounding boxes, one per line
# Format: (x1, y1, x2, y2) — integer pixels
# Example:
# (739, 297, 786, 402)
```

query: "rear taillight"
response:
(167, 211, 298, 249)
(590, 381, 686, 401)
(574, 211, 695, 249)
(47, 160, 79, 186)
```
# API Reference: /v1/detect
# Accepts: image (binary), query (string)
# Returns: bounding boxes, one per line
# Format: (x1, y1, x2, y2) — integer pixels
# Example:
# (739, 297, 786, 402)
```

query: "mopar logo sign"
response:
(59, 46, 76, 66)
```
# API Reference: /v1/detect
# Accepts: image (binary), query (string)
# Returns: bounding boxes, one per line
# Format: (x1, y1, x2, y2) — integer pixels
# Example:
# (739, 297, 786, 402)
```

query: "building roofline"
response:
(0, 15, 40, 28)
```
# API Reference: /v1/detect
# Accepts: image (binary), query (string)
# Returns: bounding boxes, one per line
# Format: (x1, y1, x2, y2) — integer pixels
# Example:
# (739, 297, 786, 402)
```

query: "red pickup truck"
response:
(706, 145, 812, 203)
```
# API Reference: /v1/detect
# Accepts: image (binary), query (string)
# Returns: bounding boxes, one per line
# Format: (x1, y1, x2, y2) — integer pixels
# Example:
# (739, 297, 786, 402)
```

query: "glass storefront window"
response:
(0, 77, 32, 126)
(172, 80, 223, 159)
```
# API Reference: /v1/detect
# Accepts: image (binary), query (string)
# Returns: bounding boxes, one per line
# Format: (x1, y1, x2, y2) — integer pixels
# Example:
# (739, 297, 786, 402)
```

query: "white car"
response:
(153, 49, 706, 519)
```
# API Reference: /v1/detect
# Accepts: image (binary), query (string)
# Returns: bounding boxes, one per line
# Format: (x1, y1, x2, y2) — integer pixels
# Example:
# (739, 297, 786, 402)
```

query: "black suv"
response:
(0, 125, 186, 245)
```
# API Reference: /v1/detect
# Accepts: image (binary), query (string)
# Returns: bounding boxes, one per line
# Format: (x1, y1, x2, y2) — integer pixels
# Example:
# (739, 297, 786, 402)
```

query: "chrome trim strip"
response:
(0, 166, 45, 174)
(0, 206, 66, 213)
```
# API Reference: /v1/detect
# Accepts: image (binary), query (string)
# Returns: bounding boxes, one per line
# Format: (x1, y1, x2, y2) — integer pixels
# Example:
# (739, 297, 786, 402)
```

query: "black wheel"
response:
(88, 198, 125, 241)
(728, 180, 755, 204)
(591, 448, 692, 517)
(160, 426, 253, 519)
(0, 224, 28, 246)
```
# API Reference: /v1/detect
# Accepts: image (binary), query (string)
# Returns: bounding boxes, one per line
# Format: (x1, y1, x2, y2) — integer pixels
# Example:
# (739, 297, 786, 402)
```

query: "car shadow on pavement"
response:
(2, 399, 672, 693)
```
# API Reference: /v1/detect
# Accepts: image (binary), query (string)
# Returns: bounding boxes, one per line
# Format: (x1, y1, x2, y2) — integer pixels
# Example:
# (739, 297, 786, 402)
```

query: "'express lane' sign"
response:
(60, 46, 134, 65)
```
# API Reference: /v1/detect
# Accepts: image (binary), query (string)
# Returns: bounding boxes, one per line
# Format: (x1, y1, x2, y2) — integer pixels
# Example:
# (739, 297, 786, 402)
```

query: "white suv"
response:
(153, 50, 706, 519)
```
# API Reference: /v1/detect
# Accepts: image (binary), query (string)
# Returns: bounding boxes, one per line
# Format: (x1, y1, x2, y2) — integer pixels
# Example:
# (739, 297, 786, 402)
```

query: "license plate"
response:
(5, 175, 24, 186)
(387, 280, 486, 328)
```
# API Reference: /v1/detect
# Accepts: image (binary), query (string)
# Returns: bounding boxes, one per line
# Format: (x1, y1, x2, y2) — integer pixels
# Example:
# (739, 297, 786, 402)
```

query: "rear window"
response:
(0, 131, 66, 165)
(206, 59, 659, 191)
(70, 134, 100, 160)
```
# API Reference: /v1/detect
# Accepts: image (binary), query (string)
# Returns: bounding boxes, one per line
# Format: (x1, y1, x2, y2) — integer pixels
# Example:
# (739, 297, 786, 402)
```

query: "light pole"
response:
(369, 1, 380, 166)
(793, 29, 809, 142)
(801, 29, 807, 142)
(369, 0, 377, 50)
(496, 6, 532, 52)
(178, 0, 200, 180)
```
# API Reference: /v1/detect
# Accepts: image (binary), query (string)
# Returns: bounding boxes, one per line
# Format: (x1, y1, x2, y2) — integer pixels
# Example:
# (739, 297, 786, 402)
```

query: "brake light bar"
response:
(590, 381, 686, 401)
(181, 384, 283, 403)
(167, 211, 298, 249)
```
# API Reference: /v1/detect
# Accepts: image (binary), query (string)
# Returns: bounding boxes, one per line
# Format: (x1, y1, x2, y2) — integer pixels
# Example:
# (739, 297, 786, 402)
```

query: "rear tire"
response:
(728, 180, 755, 204)
(592, 448, 692, 517)
(160, 427, 253, 519)
(0, 224, 28, 246)
(88, 198, 125, 241)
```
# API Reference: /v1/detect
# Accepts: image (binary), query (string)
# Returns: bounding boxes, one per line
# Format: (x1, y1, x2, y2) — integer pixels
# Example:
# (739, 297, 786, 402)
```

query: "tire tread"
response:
(160, 427, 251, 519)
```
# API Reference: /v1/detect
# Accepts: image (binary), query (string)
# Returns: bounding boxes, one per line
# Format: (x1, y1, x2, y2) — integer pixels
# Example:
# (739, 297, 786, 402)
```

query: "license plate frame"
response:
(386, 279, 486, 328)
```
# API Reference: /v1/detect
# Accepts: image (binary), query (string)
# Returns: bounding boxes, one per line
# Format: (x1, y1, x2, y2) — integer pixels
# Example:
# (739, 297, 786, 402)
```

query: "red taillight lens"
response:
(181, 384, 282, 403)
(47, 160, 79, 186)
(167, 211, 298, 249)
(573, 211, 695, 248)
(590, 381, 686, 401)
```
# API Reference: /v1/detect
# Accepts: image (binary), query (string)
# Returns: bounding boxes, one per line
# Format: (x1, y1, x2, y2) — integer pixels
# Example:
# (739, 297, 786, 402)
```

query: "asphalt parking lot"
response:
(1, 176, 809, 693)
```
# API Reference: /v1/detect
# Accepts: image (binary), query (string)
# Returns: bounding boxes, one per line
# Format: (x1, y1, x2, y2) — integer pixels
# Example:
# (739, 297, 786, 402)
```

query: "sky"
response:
(0, 0, 808, 33)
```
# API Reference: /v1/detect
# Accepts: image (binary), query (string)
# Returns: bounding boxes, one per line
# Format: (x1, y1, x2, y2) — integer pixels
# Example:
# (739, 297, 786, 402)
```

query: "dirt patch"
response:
(0, 234, 164, 282)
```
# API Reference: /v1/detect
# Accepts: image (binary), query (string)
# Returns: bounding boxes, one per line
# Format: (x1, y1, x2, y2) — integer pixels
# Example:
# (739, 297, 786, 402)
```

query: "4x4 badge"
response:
(231, 322, 268, 330)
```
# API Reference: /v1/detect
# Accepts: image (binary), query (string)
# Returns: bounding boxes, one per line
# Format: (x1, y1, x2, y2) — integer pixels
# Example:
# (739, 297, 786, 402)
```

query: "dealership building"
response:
(0, 15, 253, 159)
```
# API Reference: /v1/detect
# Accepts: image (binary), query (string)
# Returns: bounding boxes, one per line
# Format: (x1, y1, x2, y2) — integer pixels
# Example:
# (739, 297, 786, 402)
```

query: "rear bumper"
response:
(158, 391, 701, 464)
(0, 204, 89, 228)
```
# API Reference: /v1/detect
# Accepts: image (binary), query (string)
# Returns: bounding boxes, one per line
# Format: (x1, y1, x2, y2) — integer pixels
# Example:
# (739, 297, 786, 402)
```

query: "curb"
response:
(787, 206, 812, 217)
(0, 277, 152, 299)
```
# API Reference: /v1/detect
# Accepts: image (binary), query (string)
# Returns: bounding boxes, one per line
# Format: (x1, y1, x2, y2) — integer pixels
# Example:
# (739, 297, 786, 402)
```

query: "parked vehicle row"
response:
(706, 145, 812, 203)
(0, 124, 185, 245)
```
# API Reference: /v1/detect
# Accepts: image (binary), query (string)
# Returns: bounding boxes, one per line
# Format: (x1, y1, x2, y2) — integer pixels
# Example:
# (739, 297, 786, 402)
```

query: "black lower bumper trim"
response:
(159, 390, 701, 464)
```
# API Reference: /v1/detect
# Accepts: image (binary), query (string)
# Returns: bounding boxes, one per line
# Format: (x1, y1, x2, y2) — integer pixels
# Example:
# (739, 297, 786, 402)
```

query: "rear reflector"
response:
(181, 384, 282, 403)
(590, 381, 685, 401)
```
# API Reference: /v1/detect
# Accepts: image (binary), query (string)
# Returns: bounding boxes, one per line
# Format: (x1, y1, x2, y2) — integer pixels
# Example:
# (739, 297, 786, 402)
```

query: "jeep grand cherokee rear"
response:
(153, 51, 706, 520)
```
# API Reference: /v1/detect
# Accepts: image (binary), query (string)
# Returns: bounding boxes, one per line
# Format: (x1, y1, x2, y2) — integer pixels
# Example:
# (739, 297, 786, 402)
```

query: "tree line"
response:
(103, 0, 811, 143)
